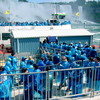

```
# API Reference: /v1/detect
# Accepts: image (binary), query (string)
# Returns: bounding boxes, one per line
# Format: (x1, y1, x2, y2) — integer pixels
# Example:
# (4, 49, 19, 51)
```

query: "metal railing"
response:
(0, 71, 47, 100)
(0, 66, 100, 100)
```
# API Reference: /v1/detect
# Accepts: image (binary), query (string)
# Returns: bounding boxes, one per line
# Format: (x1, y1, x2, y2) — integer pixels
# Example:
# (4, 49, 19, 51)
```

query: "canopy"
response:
(52, 13, 66, 16)
(11, 29, 93, 39)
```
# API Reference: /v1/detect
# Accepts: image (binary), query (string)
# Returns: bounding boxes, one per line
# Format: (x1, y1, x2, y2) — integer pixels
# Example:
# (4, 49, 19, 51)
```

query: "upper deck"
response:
(0, 21, 71, 33)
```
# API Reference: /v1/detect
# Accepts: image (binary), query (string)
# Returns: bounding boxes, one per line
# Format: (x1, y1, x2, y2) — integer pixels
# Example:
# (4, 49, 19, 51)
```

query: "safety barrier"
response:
(0, 66, 100, 100)
(0, 71, 47, 100)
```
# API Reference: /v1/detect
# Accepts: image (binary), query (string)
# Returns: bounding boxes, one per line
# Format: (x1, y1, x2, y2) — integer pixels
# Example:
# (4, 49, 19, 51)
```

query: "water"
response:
(0, 0, 84, 22)
(72, 23, 100, 46)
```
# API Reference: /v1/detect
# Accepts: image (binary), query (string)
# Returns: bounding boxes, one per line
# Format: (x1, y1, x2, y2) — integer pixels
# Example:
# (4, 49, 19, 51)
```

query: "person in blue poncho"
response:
(61, 42, 66, 50)
(12, 57, 18, 73)
(76, 48, 81, 56)
(37, 57, 46, 71)
(80, 52, 88, 67)
(78, 42, 83, 48)
(66, 43, 73, 51)
(21, 68, 33, 100)
(41, 52, 48, 64)
(33, 64, 42, 95)
(82, 51, 89, 67)
(27, 56, 34, 72)
(80, 52, 88, 61)
(42, 66, 53, 99)
(4, 59, 13, 99)
(46, 57, 55, 70)
(74, 48, 82, 60)
(9, 53, 18, 86)
(4, 58, 12, 74)
(84, 42, 88, 48)
(74, 53, 81, 60)
(84, 46, 91, 57)
(9, 53, 18, 74)
(66, 57, 77, 92)
(74, 43, 78, 49)
(58, 56, 70, 90)
(71, 69, 83, 95)
(86, 57, 95, 91)
(31, 64, 46, 99)
(20, 57, 27, 69)
(0, 66, 10, 100)
(27, 60, 34, 72)
(89, 46, 98, 58)
(27, 56, 34, 66)
(53, 52, 61, 65)
(94, 57, 100, 91)
(65, 52, 72, 60)
(69, 57, 77, 68)
(71, 46, 76, 56)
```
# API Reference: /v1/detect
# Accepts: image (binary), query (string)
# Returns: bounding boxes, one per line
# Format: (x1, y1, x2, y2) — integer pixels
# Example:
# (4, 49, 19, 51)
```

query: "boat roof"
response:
(11, 29, 93, 39)
(52, 13, 66, 16)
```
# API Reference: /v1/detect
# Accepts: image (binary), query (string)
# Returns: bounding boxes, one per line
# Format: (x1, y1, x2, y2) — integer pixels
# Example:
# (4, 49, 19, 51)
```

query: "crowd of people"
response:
(0, 40, 100, 100)
(40, 40, 100, 93)
(0, 21, 71, 26)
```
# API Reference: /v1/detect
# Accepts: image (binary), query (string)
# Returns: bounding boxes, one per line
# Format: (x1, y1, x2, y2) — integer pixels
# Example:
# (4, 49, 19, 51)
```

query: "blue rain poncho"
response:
(75, 49, 81, 56)
(71, 69, 83, 94)
(78, 42, 83, 48)
(69, 57, 77, 68)
(41, 53, 48, 64)
(46, 60, 55, 70)
(33, 69, 42, 91)
(73, 43, 78, 48)
(12, 57, 18, 70)
(37, 58, 46, 71)
(67, 57, 77, 91)
(85, 47, 92, 57)
(20, 57, 27, 69)
(21, 73, 33, 100)
(4, 61, 13, 84)
(27, 60, 34, 72)
(89, 48, 98, 58)
(4, 61, 12, 74)
(9, 56, 18, 74)
(53, 53, 61, 64)
(71, 47, 76, 56)
(30, 68, 45, 99)
(41, 71, 53, 99)
(80, 54, 88, 61)
(0, 71, 9, 99)
(58, 60, 70, 86)
(4, 61, 13, 99)
(59, 60, 70, 69)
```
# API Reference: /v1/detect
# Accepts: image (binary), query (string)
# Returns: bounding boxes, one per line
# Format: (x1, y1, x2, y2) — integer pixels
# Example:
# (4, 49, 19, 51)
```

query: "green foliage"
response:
(76, 0, 85, 6)
(86, 1, 98, 7)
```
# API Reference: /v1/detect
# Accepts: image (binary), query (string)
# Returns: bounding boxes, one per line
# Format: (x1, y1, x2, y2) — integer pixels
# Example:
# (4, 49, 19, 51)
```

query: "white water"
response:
(0, 0, 97, 25)
(0, 0, 82, 23)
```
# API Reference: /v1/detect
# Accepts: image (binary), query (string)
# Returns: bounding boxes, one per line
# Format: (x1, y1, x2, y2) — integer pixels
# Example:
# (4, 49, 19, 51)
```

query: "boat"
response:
(0, 12, 72, 53)
(0, 12, 95, 55)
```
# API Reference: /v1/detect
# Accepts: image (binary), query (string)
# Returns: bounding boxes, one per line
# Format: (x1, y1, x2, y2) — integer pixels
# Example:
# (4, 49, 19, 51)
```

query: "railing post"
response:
(93, 66, 96, 97)
(46, 71, 50, 100)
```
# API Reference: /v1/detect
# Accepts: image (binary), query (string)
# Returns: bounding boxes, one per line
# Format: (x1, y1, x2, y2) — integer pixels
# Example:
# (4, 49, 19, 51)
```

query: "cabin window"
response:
(2, 33, 10, 40)
(59, 15, 65, 19)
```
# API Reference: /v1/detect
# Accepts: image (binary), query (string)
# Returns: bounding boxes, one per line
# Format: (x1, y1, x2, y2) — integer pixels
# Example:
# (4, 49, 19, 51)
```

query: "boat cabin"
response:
(47, 13, 67, 24)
